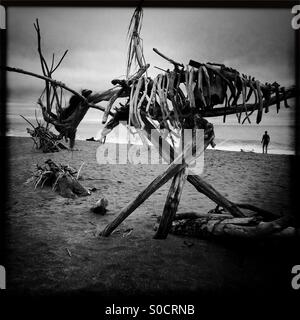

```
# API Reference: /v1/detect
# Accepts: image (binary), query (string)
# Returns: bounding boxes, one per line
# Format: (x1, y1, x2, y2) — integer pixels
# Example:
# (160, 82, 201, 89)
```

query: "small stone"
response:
(183, 240, 194, 248)
(91, 197, 108, 215)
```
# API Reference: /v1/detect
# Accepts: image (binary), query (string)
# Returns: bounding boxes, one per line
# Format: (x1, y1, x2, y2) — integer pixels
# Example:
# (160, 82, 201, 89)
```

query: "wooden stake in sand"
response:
(153, 167, 188, 239)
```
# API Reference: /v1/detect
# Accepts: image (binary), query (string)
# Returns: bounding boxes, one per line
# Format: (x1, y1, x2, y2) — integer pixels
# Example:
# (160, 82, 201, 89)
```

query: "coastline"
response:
(4, 134, 296, 156)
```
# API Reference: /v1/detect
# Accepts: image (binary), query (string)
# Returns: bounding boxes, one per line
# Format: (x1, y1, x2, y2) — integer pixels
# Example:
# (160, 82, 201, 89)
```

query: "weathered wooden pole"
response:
(4, 66, 117, 116)
(186, 175, 243, 217)
(154, 129, 193, 239)
(153, 167, 188, 239)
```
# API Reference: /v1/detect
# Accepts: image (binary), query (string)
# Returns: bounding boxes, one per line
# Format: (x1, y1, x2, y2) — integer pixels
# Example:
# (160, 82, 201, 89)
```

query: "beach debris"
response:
(122, 227, 133, 237)
(138, 199, 296, 240)
(91, 197, 109, 215)
(111, 229, 122, 235)
(183, 240, 194, 247)
(94, 224, 103, 237)
(207, 205, 227, 215)
(88, 186, 98, 192)
(26, 159, 90, 198)
(21, 115, 68, 153)
(86, 137, 96, 141)
(169, 210, 298, 239)
(66, 248, 72, 257)
(76, 162, 85, 180)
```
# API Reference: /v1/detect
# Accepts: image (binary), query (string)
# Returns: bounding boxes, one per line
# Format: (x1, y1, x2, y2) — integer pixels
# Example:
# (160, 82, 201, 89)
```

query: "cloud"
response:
(6, 7, 296, 126)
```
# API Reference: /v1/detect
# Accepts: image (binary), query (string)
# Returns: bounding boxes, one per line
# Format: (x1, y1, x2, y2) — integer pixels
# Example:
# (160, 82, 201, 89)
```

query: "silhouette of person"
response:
(261, 131, 270, 154)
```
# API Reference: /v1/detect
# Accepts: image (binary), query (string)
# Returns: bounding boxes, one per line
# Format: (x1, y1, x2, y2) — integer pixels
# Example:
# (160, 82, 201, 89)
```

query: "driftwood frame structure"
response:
(4, 7, 298, 239)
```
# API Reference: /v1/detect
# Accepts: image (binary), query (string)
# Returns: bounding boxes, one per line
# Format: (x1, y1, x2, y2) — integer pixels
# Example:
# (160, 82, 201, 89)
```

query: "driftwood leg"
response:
(154, 167, 188, 239)
(187, 175, 243, 217)
(142, 120, 244, 217)
(101, 131, 210, 237)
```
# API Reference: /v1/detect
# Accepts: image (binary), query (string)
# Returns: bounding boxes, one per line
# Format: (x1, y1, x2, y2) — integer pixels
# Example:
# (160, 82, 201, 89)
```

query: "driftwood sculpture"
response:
(4, 7, 298, 239)
(19, 19, 96, 149)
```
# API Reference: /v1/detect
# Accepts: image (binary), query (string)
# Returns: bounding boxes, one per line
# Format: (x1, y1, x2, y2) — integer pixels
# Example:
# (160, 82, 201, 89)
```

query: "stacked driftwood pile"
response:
(22, 115, 68, 153)
(26, 159, 90, 198)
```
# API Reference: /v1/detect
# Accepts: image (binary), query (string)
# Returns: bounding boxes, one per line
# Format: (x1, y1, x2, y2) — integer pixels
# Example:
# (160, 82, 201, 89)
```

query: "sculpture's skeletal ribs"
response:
(99, 57, 296, 144)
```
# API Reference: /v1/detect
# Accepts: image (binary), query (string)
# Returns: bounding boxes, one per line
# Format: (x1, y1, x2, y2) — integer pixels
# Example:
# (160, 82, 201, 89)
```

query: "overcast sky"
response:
(6, 6, 296, 125)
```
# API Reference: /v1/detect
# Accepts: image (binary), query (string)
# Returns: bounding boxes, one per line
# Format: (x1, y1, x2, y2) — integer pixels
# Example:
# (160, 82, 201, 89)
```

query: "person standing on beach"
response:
(261, 131, 270, 154)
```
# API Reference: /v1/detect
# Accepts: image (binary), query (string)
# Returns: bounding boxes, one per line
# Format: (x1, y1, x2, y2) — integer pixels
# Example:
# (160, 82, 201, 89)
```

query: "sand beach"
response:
(4, 136, 298, 298)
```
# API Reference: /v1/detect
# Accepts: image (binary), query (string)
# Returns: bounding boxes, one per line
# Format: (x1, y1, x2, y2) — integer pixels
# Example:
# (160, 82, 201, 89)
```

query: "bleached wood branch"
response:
(3, 66, 110, 114)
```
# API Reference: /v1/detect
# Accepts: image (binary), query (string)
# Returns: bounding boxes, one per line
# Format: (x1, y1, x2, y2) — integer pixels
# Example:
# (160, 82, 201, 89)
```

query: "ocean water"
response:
(6, 115, 295, 155)
(212, 124, 295, 155)
(6, 115, 105, 140)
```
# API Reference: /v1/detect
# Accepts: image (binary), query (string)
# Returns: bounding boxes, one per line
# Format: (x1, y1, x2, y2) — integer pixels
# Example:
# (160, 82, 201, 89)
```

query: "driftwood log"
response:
(167, 212, 297, 239)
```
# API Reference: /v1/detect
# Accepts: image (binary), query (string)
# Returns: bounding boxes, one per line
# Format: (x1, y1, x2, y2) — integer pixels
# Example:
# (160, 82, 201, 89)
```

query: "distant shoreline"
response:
(4, 135, 295, 156)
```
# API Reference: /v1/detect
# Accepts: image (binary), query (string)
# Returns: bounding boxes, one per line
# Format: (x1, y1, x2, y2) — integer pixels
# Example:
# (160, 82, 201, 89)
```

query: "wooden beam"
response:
(5, 66, 85, 99)
(3, 66, 114, 115)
